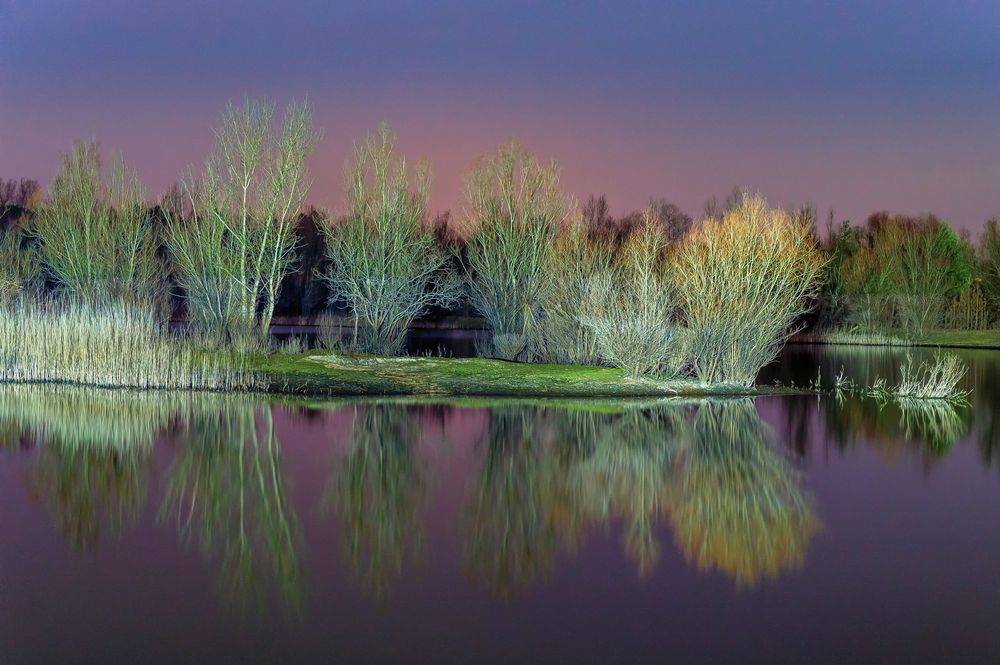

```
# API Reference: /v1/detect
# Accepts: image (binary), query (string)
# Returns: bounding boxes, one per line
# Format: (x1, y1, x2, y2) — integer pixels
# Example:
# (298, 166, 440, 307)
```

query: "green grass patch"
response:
(251, 352, 801, 399)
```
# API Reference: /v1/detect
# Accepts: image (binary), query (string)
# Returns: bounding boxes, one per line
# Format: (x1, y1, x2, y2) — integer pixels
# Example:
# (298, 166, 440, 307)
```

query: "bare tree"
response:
(461, 141, 571, 359)
(647, 198, 692, 243)
(581, 194, 613, 235)
(702, 185, 747, 220)
(164, 98, 320, 344)
(322, 123, 460, 354)
(32, 142, 161, 307)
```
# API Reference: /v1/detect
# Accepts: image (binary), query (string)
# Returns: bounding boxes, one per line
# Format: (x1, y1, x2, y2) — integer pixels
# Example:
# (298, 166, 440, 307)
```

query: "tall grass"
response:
(31, 142, 162, 308)
(164, 98, 319, 344)
(674, 193, 825, 386)
(323, 124, 460, 354)
(0, 298, 257, 390)
(462, 142, 570, 359)
(895, 352, 969, 400)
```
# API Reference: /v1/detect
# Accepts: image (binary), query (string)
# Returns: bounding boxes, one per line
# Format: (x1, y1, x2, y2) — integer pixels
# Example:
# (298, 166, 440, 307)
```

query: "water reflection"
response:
(160, 397, 303, 614)
(671, 400, 818, 588)
(0, 354, 994, 616)
(0, 386, 167, 549)
(766, 346, 974, 463)
(324, 405, 427, 602)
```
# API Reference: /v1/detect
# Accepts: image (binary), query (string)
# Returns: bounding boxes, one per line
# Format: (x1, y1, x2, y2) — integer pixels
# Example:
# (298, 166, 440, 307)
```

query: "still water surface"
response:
(1, 346, 998, 664)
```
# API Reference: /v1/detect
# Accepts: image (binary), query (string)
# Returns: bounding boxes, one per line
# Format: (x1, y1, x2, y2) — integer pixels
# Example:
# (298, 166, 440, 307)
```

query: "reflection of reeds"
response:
(0, 384, 186, 550)
(160, 398, 302, 614)
(897, 398, 969, 453)
(24, 436, 149, 551)
(0, 384, 184, 451)
(670, 400, 819, 588)
(324, 405, 427, 602)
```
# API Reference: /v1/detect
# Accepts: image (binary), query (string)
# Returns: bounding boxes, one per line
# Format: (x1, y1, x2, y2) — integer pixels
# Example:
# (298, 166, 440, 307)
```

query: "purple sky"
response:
(2, 0, 999, 232)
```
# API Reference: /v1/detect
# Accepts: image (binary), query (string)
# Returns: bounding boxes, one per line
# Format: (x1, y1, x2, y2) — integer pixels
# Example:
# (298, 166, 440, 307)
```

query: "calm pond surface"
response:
(1, 346, 998, 664)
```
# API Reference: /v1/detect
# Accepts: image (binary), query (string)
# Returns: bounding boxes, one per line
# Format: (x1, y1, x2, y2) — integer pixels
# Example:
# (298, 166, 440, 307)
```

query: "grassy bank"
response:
(793, 329, 1000, 350)
(250, 352, 802, 398)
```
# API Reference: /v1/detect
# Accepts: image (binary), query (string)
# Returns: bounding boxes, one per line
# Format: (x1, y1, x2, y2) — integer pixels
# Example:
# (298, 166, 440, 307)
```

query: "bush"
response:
(462, 142, 570, 352)
(979, 219, 1000, 321)
(0, 228, 39, 303)
(581, 215, 682, 378)
(322, 124, 460, 355)
(532, 219, 612, 364)
(32, 142, 162, 308)
(491, 333, 529, 361)
(674, 193, 824, 387)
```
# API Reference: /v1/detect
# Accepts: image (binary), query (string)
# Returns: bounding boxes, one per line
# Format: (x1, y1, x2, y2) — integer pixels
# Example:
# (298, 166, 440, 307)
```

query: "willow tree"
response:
(675, 193, 825, 386)
(32, 142, 161, 307)
(322, 124, 459, 354)
(165, 98, 319, 344)
(462, 142, 570, 360)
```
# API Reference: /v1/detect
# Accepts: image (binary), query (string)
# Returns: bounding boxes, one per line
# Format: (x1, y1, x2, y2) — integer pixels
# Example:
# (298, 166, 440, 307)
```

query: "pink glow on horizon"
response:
(2, 88, 999, 234)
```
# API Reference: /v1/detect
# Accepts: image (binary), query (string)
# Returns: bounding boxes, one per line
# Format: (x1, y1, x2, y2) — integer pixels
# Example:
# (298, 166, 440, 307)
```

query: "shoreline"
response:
(250, 353, 806, 399)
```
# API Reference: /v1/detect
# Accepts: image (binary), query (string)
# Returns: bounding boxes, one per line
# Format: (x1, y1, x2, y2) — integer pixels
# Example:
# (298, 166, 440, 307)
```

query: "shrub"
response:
(322, 124, 460, 355)
(462, 142, 570, 354)
(674, 193, 825, 387)
(32, 142, 162, 308)
(491, 333, 529, 361)
(581, 215, 682, 378)
(164, 98, 319, 345)
(0, 227, 39, 303)
(533, 218, 612, 364)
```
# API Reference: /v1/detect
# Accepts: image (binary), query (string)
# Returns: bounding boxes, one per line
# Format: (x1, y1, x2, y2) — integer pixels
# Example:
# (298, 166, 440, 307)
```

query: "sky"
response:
(1, 0, 999, 232)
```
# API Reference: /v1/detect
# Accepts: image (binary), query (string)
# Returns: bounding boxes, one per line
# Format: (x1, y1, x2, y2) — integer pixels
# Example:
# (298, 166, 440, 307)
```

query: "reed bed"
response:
(0, 299, 258, 391)
(895, 352, 969, 400)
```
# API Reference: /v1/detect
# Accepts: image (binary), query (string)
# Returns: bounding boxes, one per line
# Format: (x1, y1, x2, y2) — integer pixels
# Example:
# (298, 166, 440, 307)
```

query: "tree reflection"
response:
(670, 400, 819, 588)
(578, 405, 687, 577)
(463, 407, 575, 598)
(324, 405, 427, 602)
(160, 398, 303, 615)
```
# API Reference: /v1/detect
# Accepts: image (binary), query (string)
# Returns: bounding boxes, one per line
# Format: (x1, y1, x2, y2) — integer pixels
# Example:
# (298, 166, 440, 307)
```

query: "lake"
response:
(1, 346, 997, 664)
